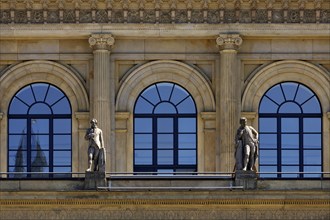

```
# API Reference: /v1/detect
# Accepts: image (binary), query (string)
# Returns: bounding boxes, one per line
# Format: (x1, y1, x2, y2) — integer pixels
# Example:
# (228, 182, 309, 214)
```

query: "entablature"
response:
(0, 0, 329, 24)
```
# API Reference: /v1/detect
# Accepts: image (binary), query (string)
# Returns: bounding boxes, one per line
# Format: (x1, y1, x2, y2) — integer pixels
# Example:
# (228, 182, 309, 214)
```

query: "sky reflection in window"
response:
(134, 82, 197, 174)
(8, 83, 72, 178)
(259, 82, 322, 178)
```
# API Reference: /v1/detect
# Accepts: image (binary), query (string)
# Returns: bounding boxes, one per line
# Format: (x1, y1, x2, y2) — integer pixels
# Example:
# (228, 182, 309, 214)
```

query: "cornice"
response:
(1, 198, 329, 207)
(1, 23, 330, 39)
(0, 0, 328, 24)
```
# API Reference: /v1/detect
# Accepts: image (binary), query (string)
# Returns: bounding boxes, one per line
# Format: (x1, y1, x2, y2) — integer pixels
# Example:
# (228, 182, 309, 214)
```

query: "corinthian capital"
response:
(89, 34, 115, 51)
(216, 34, 243, 51)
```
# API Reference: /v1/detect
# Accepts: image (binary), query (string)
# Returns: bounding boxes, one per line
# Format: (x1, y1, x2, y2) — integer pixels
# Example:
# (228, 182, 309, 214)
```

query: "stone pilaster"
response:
(0, 112, 4, 177)
(216, 34, 243, 173)
(201, 112, 216, 172)
(115, 112, 130, 172)
(89, 33, 115, 172)
(75, 112, 90, 176)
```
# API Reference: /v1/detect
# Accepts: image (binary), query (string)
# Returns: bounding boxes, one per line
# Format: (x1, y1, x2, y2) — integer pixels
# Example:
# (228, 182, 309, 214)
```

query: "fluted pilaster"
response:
(89, 33, 115, 172)
(216, 34, 243, 173)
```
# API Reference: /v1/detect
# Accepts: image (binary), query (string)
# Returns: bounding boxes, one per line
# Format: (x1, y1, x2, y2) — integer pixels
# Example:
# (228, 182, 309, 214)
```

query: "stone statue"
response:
(85, 118, 106, 172)
(235, 117, 259, 171)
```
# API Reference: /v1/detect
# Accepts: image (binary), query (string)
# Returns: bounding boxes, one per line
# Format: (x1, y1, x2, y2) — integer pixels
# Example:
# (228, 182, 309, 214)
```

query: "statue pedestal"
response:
(84, 171, 107, 190)
(234, 170, 257, 190)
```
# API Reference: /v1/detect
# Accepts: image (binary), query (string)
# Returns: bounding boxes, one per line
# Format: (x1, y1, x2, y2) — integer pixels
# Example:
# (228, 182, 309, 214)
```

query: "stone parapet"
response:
(1, 189, 329, 219)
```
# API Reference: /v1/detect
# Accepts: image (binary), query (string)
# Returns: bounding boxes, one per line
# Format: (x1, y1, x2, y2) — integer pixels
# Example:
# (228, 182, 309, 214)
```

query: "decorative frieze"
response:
(1, 198, 329, 219)
(0, 0, 328, 24)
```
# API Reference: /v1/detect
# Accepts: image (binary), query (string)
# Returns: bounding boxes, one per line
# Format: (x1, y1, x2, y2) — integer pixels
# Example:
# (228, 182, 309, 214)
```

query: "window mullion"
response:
(174, 116, 178, 168)
(277, 116, 281, 178)
(152, 116, 157, 173)
(49, 117, 54, 177)
(27, 117, 32, 177)
(299, 116, 304, 178)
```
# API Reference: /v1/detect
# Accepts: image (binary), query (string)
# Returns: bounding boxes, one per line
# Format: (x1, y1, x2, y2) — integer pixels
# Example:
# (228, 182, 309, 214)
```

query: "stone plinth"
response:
(84, 171, 107, 190)
(235, 170, 257, 190)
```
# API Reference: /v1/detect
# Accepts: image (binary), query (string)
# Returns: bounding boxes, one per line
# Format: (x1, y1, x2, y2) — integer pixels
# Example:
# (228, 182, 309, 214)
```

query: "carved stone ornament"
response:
(88, 34, 115, 51)
(216, 34, 243, 51)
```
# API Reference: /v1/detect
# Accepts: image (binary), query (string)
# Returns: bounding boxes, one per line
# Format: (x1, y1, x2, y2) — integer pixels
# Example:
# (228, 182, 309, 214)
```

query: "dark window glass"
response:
(303, 118, 321, 132)
(134, 82, 197, 174)
(45, 86, 64, 105)
(54, 119, 71, 134)
(278, 102, 301, 113)
(259, 134, 277, 149)
(178, 150, 196, 165)
(259, 118, 276, 132)
(302, 97, 321, 113)
(170, 85, 189, 105)
(281, 82, 298, 101)
(134, 96, 154, 114)
(157, 118, 173, 132)
(8, 83, 72, 178)
(295, 84, 313, 104)
(9, 119, 27, 134)
(177, 97, 196, 114)
(135, 134, 152, 149)
(303, 134, 321, 149)
(51, 98, 71, 114)
(154, 102, 177, 114)
(259, 150, 277, 165)
(134, 118, 152, 132)
(265, 85, 285, 105)
(157, 83, 174, 101)
(135, 150, 153, 165)
(53, 135, 71, 150)
(259, 166, 277, 178)
(281, 118, 298, 132)
(304, 166, 322, 178)
(31, 83, 49, 102)
(9, 98, 29, 114)
(178, 134, 196, 149)
(259, 96, 278, 113)
(16, 86, 35, 105)
(141, 85, 160, 105)
(259, 82, 322, 178)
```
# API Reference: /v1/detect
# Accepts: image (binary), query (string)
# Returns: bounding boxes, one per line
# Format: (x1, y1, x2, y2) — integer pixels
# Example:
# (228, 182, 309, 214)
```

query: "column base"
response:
(234, 170, 257, 190)
(84, 171, 107, 190)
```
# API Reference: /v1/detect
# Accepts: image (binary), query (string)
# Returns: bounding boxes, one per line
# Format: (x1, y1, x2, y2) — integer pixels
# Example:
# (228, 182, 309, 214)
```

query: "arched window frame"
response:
(258, 82, 323, 178)
(133, 82, 197, 174)
(7, 83, 72, 178)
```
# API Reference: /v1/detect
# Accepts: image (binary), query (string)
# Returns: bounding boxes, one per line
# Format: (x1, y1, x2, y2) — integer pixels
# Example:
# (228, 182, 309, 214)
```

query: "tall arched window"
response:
(134, 82, 197, 174)
(258, 82, 322, 178)
(8, 83, 72, 178)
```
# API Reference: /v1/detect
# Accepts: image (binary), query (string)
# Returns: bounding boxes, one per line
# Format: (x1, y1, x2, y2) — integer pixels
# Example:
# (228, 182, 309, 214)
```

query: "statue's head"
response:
(240, 117, 247, 126)
(90, 118, 98, 128)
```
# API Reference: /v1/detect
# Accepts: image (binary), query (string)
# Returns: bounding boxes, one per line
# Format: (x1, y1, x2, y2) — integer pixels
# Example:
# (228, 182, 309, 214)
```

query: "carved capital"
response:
(216, 34, 243, 51)
(88, 34, 115, 51)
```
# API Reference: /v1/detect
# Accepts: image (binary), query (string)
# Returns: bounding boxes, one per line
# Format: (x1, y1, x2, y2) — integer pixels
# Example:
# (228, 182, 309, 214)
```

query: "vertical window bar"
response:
(277, 116, 281, 178)
(30, 85, 37, 103)
(49, 117, 54, 178)
(43, 84, 51, 102)
(279, 83, 287, 102)
(293, 83, 300, 101)
(174, 116, 178, 166)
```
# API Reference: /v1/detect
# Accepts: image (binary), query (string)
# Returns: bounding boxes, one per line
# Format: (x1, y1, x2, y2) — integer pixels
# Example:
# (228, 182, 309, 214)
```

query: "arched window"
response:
(8, 83, 72, 178)
(258, 82, 322, 178)
(134, 82, 197, 174)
